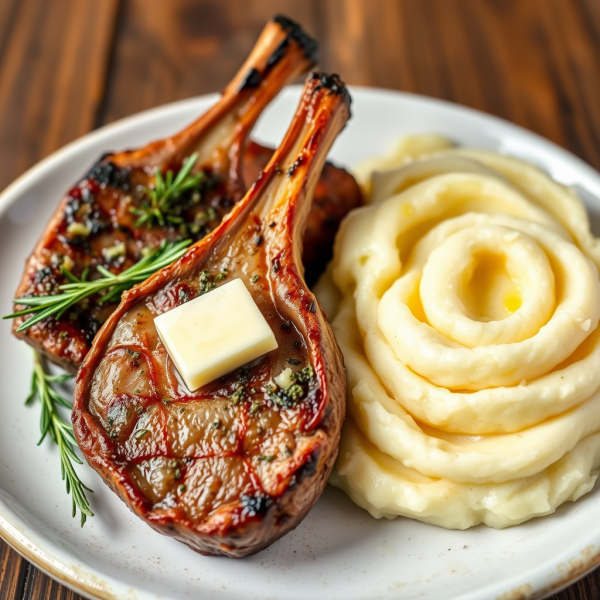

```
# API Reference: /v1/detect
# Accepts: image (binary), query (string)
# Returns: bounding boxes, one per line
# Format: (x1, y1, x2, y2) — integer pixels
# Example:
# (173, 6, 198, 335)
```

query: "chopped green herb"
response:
(67, 222, 91, 237)
(213, 420, 221, 429)
(258, 455, 275, 462)
(286, 384, 305, 401)
(230, 385, 246, 404)
(236, 367, 250, 383)
(178, 484, 187, 493)
(267, 364, 315, 408)
(134, 429, 149, 439)
(179, 406, 186, 414)
(251, 402, 261, 415)
(272, 259, 280, 273)
(293, 365, 314, 384)
(198, 270, 216, 295)
(287, 358, 301, 365)
(174, 468, 181, 480)
(59, 331, 68, 339)
(251, 274, 260, 283)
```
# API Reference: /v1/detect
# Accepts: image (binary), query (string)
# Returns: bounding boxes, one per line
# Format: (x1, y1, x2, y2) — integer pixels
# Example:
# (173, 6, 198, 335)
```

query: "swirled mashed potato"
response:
(316, 135, 600, 529)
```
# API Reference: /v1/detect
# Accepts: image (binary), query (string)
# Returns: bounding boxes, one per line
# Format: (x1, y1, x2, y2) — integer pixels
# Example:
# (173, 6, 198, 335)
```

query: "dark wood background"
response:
(1, 0, 600, 598)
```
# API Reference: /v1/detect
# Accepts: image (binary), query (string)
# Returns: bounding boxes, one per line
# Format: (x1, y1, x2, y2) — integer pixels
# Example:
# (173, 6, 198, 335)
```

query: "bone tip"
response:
(272, 14, 319, 64)
(308, 72, 352, 107)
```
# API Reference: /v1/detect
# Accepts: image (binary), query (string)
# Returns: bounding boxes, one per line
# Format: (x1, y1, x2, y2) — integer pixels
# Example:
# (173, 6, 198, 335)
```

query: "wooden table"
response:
(1, 0, 599, 598)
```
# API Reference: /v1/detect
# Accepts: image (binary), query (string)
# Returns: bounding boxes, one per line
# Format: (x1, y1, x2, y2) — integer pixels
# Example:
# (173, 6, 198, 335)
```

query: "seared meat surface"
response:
(11, 16, 319, 373)
(11, 17, 361, 374)
(73, 72, 349, 557)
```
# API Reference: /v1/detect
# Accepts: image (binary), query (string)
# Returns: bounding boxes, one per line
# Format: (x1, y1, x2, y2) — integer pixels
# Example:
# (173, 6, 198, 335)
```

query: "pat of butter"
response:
(154, 278, 278, 391)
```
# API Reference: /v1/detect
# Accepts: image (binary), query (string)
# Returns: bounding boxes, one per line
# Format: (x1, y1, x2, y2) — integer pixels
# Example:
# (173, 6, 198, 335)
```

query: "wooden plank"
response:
(318, 0, 417, 91)
(319, 0, 600, 170)
(98, 0, 319, 125)
(539, 0, 600, 169)
(0, 0, 119, 597)
(0, 0, 121, 191)
(0, 0, 19, 62)
(0, 541, 27, 600)
(22, 565, 85, 600)
(551, 568, 600, 600)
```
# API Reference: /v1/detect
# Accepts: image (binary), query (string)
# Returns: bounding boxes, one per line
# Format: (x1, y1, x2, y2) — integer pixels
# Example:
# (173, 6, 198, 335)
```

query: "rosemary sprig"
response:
(4, 239, 191, 332)
(130, 152, 203, 228)
(28, 351, 93, 526)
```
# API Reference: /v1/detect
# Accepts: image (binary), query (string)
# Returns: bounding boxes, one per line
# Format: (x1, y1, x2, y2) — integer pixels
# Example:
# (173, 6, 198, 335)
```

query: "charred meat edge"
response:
(73, 73, 350, 557)
(12, 15, 318, 374)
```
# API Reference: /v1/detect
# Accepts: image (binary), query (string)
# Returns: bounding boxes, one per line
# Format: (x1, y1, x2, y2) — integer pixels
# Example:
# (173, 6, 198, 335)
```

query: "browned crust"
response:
(73, 72, 350, 557)
(11, 15, 318, 373)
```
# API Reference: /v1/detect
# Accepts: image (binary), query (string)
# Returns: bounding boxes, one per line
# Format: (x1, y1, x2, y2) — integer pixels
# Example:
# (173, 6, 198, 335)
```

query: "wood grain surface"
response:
(1, 0, 600, 598)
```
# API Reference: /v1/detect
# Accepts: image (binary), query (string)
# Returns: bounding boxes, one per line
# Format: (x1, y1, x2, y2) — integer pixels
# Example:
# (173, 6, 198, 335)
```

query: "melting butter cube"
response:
(154, 278, 278, 391)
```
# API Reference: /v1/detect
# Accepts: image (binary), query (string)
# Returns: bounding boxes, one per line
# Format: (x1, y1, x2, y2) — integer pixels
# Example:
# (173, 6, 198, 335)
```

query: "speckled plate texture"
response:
(2, 87, 600, 600)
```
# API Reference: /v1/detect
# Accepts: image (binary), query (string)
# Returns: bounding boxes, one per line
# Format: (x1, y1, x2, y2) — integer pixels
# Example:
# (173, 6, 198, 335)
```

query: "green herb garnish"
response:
(230, 385, 246, 404)
(5, 239, 190, 332)
(198, 270, 215, 295)
(215, 268, 228, 282)
(258, 455, 275, 462)
(28, 351, 93, 526)
(130, 153, 204, 228)
(286, 384, 305, 401)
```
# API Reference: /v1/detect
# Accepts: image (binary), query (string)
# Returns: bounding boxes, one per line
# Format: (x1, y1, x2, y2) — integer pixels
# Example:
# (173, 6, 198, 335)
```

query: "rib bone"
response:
(73, 72, 350, 557)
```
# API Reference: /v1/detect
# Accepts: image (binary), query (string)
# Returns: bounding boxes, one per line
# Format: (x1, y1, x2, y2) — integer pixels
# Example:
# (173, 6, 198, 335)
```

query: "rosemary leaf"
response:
(4, 239, 191, 332)
(29, 351, 94, 526)
(130, 152, 204, 228)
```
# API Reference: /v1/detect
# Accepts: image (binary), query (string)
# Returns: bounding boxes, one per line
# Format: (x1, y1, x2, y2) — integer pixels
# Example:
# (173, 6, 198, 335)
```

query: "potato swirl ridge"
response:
(317, 136, 600, 529)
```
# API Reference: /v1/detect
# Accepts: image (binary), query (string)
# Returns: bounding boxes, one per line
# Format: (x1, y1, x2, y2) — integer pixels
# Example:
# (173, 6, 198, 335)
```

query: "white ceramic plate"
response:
(2, 86, 600, 600)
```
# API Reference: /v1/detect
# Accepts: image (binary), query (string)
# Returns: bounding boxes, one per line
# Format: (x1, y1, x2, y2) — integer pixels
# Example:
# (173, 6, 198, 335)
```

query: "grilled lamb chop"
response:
(12, 15, 320, 374)
(72, 72, 350, 557)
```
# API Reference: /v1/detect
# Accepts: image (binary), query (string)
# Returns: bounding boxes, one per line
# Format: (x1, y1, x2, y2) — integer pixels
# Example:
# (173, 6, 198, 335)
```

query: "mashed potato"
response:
(316, 136, 600, 528)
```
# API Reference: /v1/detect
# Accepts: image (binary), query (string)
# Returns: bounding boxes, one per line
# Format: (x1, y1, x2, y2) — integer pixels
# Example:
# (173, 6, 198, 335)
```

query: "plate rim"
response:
(2, 84, 600, 600)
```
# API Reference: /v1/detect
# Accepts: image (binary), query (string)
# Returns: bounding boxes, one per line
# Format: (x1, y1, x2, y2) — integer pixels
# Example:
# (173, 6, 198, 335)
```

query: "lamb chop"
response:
(11, 16, 325, 374)
(72, 72, 350, 557)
